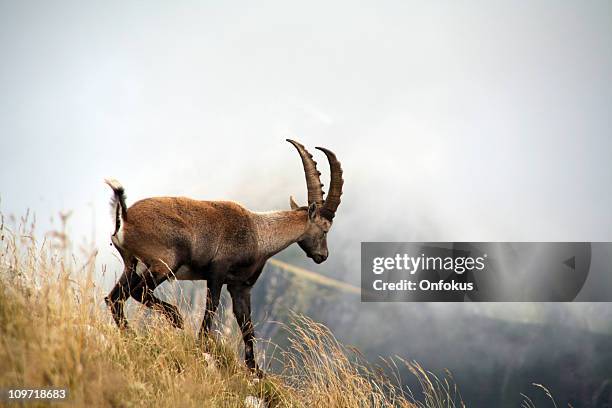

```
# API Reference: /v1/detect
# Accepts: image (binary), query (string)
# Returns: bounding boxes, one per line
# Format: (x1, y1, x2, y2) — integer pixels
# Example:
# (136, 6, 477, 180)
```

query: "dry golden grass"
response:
(0, 212, 469, 407)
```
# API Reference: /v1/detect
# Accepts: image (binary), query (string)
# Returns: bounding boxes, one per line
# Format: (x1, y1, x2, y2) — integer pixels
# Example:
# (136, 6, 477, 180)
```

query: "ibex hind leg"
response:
(106, 257, 140, 331)
(129, 262, 184, 329)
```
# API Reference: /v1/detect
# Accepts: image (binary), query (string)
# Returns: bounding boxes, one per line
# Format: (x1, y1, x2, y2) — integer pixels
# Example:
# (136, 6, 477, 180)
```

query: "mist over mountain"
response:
(2, 1, 612, 406)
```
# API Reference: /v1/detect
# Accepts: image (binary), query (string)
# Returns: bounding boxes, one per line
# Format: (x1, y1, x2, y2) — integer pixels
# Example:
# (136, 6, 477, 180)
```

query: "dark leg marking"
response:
(105, 258, 140, 330)
(228, 283, 262, 377)
(198, 276, 224, 342)
(129, 265, 184, 329)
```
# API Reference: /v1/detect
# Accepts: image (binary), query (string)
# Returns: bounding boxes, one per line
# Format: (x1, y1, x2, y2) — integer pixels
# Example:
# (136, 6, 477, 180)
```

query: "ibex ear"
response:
(308, 202, 318, 220)
(289, 195, 300, 210)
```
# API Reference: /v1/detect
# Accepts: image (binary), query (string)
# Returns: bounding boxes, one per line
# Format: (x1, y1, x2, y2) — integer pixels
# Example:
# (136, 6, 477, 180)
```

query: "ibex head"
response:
(287, 139, 344, 264)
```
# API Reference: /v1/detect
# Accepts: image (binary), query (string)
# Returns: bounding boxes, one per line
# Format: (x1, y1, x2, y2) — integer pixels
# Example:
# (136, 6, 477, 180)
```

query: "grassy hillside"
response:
(0, 216, 467, 408)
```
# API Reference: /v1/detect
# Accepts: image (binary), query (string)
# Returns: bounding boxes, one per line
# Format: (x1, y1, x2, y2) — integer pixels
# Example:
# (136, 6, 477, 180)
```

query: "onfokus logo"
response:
(372, 253, 488, 275)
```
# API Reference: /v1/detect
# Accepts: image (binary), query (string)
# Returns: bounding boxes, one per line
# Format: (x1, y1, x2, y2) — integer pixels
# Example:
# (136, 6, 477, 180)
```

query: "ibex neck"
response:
(253, 210, 308, 259)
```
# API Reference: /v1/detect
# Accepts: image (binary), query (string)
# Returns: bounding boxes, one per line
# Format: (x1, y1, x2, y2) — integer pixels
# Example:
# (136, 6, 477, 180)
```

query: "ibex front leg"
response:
(197, 274, 224, 342)
(228, 283, 262, 377)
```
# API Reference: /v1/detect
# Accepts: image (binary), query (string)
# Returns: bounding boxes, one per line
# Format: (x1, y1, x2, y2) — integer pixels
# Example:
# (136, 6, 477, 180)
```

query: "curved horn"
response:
(287, 139, 324, 205)
(289, 195, 300, 210)
(315, 146, 343, 219)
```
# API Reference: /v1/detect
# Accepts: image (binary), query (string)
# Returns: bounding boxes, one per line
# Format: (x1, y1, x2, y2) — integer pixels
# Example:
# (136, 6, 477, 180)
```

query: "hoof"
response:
(250, 365, 264, 379)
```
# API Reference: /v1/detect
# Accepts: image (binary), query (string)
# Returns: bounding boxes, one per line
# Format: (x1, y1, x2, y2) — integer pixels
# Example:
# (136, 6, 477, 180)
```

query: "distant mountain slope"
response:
(248, 258, 612, 408)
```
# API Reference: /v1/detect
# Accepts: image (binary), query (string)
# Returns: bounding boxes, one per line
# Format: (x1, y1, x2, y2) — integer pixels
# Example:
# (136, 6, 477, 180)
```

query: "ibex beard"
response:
(104, 139, 343, 377)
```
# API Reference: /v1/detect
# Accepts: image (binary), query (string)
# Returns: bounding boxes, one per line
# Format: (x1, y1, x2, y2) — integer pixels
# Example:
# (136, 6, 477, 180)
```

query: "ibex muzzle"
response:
(104, 139, 343, 377)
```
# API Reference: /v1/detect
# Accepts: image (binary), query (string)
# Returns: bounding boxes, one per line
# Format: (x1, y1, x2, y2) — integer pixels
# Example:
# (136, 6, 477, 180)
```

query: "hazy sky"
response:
(1, 1, 612, 281)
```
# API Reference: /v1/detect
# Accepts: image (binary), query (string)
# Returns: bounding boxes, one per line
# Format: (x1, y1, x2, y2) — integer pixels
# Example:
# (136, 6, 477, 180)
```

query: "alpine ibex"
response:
(104, 139, 343, 376)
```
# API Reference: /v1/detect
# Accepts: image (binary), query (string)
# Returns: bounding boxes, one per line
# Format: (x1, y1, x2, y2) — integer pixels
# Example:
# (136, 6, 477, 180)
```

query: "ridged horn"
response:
(315, 146, 343, 218)
(287, 139, 324, 205)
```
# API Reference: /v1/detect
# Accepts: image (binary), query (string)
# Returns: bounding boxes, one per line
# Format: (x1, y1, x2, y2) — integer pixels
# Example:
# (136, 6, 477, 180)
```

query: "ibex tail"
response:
(104, 178, 127, 236)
